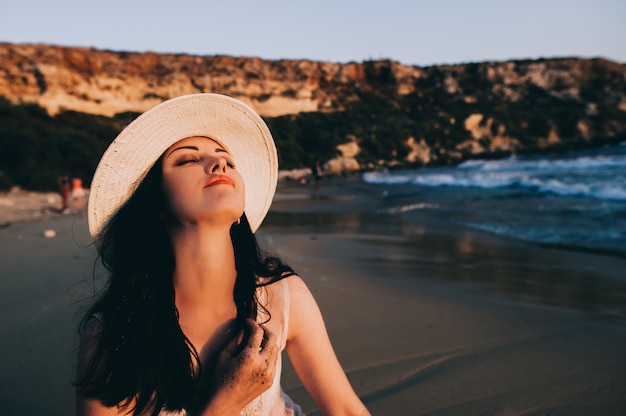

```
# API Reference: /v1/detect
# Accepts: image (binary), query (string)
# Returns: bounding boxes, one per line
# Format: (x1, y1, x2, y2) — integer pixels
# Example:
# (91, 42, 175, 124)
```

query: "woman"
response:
(76, 94, 370, 416)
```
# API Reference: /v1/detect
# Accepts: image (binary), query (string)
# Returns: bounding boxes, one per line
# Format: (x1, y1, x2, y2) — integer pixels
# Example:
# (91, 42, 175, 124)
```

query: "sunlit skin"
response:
(161, 136, 245, 233)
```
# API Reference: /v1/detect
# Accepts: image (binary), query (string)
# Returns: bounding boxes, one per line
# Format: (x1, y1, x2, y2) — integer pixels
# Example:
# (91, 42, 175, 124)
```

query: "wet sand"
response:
(1, 178, 625, 415)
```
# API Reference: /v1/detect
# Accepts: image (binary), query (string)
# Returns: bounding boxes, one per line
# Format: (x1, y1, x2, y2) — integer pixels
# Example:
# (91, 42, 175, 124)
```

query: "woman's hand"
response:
(201, 318, 278, 414)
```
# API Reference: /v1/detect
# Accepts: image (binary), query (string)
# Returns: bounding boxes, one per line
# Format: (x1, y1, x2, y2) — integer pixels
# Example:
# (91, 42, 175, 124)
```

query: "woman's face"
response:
(161, 136, 245, 228)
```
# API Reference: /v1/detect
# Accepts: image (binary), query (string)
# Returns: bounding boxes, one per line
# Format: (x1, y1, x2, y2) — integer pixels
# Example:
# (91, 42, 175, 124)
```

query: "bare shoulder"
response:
(285, 274, 311, 297)
(260, 274, 312, 304)
(283, 275, 326, 342)
(285, 274, 319, 312)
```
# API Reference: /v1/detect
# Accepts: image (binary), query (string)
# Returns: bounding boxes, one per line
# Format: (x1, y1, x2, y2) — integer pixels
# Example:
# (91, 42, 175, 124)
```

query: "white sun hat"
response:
(87, 93, 278, 238)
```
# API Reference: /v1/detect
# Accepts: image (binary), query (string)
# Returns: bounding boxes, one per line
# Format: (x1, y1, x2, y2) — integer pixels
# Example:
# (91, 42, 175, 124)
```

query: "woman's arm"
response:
(286, 276, 370, 415)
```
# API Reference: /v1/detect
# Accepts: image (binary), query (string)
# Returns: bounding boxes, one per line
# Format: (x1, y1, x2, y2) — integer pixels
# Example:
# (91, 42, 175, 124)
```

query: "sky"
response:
(1, 0, 625, 67)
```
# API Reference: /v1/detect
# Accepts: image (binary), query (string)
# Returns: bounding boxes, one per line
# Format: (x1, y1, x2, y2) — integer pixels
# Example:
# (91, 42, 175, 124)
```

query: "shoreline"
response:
(3, 176, 626, 321)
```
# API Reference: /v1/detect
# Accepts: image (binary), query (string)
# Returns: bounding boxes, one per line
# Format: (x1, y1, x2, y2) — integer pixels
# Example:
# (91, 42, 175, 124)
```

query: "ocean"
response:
(363, 142, 626, 258)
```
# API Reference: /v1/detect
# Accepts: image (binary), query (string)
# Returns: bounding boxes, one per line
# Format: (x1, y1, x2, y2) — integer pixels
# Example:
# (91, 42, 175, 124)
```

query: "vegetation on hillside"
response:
(0, 98, 135, 190)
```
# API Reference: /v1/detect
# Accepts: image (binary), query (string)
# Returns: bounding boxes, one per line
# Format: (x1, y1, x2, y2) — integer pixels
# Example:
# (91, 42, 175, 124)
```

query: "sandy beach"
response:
(1, 177, 625, 415)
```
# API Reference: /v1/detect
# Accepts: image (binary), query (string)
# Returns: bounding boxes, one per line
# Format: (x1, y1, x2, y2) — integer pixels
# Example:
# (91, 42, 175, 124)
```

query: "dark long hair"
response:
(75, 161, 294, 415)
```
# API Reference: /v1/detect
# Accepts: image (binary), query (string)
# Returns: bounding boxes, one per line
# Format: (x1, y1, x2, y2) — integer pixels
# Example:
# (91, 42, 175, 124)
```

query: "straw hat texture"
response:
(88, 93, 278, 237)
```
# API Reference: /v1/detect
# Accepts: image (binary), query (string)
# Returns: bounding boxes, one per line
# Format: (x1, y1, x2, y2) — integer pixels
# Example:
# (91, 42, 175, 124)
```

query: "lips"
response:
(204, 175, 235, 188)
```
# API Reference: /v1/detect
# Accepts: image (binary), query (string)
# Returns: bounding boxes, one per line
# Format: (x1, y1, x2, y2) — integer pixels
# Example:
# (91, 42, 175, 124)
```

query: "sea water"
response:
(363, 142, 626, 257)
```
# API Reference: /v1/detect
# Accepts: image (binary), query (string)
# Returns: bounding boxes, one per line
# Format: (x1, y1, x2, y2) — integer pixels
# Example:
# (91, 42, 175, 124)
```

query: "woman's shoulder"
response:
(259, 274, 309, 302)
(284, 274, 334, 345)
(257, 275, 312, 318)
(282, 274, 312, 302)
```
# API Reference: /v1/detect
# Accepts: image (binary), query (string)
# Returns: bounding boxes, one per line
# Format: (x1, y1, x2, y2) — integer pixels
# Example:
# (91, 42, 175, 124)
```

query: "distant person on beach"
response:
(72, 177, 86, 210)
(311, 160, 323, 190)
(57, 175, 70, 213)
(75, 94, 369, 416)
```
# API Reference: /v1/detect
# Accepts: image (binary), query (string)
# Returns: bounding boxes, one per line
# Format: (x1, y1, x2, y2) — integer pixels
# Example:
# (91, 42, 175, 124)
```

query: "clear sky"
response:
(1, 0, 624, 66)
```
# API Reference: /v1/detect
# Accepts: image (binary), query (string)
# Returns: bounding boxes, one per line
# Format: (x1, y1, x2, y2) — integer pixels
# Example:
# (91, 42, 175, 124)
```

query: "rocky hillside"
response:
(1, 42, 625, 189)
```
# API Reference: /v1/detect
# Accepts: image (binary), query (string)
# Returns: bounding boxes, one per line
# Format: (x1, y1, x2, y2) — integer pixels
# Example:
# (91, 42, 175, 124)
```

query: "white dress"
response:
(160, 278, 304, 416)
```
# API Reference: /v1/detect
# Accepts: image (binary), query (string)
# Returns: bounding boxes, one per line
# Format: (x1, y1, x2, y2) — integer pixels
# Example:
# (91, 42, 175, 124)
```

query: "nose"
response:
(209, 156, 227, 173)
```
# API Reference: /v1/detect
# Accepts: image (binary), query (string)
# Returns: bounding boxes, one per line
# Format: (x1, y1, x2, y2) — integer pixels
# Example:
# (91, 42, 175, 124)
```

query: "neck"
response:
(169, 223, 237, 314)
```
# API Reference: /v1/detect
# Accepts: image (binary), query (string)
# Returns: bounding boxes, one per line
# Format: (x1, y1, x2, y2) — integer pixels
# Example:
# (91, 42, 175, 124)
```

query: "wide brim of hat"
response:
(88, 93, 277, 238)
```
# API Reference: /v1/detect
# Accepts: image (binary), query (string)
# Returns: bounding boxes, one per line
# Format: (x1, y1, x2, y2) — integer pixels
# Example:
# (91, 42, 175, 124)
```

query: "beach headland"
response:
(1, 175, 625, 415)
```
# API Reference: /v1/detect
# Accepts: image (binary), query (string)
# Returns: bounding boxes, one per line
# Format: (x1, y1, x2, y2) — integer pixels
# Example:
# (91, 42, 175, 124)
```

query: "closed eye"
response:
(176, 157, 200, 166)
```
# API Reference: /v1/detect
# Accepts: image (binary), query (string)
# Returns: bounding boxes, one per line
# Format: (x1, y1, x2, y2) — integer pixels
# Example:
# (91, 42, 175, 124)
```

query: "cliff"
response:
(0, 43, 387, 117)
(1, 42, 626, 189)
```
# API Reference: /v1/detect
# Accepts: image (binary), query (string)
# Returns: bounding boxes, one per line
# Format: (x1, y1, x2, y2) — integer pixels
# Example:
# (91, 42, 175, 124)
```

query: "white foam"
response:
(381, 203, 438, 214)
(363, 146, 626, 201)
